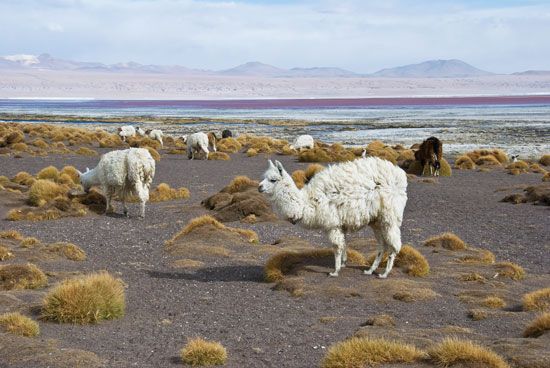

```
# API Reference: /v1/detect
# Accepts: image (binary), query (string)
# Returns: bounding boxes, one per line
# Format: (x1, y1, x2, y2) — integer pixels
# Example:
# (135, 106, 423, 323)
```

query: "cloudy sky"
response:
(0, 0, 549, 73)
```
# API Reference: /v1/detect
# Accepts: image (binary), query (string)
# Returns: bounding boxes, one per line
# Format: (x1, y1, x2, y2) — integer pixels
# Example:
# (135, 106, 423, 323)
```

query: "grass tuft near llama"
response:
(259, 157, 407, 278)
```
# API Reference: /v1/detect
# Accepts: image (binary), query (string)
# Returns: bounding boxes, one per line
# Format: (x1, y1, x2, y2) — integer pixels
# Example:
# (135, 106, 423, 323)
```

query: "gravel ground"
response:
(0, 151, 548, 367)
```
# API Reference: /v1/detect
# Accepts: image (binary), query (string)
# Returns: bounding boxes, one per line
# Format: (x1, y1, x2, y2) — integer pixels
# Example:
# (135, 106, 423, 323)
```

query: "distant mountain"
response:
(371, 59, 493, 78)
(287, 67, 359, 77)
(512, 70, 550, 76)
(219, 62, 286, 77)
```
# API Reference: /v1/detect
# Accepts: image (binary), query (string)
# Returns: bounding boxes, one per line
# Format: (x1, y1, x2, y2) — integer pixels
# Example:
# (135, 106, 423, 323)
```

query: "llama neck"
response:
(272, 176, 308, 222)
(80, 168, 99, 190)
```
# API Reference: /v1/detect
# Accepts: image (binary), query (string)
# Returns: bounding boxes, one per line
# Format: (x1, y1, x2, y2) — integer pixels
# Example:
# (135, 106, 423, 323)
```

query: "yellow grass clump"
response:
(20, 237, 40, 247)
(468, 309, 488, 321)
(0, 245, 14, 261)
(223, 176, 259, 194)
(321, 337, 425, 368)
(455, 155, 476, 170)
(11, 142, 28, 152)
(481, 296, 506, 309)
(3, 130, 25, 145)
(264, 249, 367, 283)
(170, 215, 259, 244)
(292, 164, 325, 188)
(42, 271, 125, 324)
(60, 166, 81, 184)
(12, 171, 35, 186)
(506, 160, 529, 174)
(539, 154, 550, 166)
(0, 263, 47, 290)
(466, 149, 508, 164)
(217, 137, 242, 153)
(543, 172, 550, 182)
(366, 245, 430, 277)
(0, 230, 23, 240)
(460, 249, 496, 264)
(208, 151, 230, 160)
(424, 232, 467, 250)
(428, 338, 510, 368)
(364, 314, 395, 327)
(523, 312, 550, 338)
(0, 312, 40, 337)
(31, 138, 49, 149)
(529, 163, 546, 174)
(291, 170, 307, 189)
(149, 183, 190, 202)
(47, 242, 87, 261)
(246, 148, 258, 157)
(180, 338, 227, 366)
(28, 179, 68, 207)
(75, 147, 98, 156)
(494, 261, 525, 280)
(146, 146, 161, 161)
(37, 166, 60, 181)
(523, 288, 550, 311)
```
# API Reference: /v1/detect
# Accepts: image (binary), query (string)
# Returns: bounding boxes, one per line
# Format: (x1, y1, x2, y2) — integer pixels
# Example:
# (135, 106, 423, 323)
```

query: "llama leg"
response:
(341, 239, 348, 268)
(377, 224, 402, 279)
(137, 184, 149, 218)
(328, 228, 345, 277)
(104, 187, 114, 214)
(364, 226, 385, 275)
(122, 197, 128, 217)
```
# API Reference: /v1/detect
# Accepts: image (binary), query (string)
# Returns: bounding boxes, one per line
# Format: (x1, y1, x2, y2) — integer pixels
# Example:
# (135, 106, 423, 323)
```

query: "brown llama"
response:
(414, 137, 443, 176)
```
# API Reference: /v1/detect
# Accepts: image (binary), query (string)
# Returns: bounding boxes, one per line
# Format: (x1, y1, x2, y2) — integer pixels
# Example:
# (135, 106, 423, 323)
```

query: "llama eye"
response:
(269, 178, 278, 183)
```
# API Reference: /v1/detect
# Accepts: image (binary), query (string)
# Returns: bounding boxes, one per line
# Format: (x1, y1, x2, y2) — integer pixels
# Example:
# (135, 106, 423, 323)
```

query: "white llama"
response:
(79, 148, 155, 218)
(259, 157, 408, 278)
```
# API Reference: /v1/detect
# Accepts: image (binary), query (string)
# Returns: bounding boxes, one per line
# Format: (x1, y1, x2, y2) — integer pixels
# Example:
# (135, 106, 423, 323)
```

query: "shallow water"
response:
(1, 99, 549, 157)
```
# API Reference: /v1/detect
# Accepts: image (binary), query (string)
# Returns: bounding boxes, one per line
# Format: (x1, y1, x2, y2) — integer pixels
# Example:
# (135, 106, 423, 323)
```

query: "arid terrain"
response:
(0, 122, 549, 368)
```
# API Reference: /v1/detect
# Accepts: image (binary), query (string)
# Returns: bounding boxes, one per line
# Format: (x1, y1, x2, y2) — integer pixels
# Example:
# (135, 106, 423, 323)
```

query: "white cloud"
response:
(0, 0, 549, 73)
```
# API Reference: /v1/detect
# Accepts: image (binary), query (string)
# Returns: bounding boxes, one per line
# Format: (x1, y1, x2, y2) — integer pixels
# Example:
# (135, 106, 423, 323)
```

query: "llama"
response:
(117, 126, 137, 142)
(207, 132, 217, 152)
(136, 127, 146, 136)
(511, 154, 519, 163)
(222, 129, 233, 139)
(145, 129, 164, 148)
(79, 148, 155, 218)
(259, 157, 408, 278)
(414, 137, 443, 176)
(186, 132, 210, 160)
(290, 134, 314, 151)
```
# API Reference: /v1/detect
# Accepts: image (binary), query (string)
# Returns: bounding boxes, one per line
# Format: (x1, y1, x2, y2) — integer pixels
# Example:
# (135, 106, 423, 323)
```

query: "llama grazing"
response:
(207, 132, 217, 152)
(414, 137, 443, 176)
(259, 157, 408, 278)
(117, 126, 137, 142)
(136, 127, 146, 136)
(290, 134, 314, 151)
(145, 129, 164, 148)
(79, 148, 155, 218)
(186, 132, 210, 159)
(222, 129, 233, 139)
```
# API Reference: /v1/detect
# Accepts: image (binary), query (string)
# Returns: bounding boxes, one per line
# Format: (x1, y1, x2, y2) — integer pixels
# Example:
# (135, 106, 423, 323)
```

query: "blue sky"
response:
(0, 0, 549, 73)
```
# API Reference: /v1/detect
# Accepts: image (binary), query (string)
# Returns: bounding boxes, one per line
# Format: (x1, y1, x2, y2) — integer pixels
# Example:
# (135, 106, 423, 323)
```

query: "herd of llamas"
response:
(81, 125, 444, 278)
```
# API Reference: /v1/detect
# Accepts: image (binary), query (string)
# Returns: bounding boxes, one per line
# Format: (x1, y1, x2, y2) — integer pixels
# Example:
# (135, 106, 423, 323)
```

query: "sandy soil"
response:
(0, 149, 549, 367)
(1, 70, 550, 99)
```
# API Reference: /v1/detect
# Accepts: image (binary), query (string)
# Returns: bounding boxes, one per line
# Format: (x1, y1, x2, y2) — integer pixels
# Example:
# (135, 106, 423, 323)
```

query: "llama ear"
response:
(76, 169, 83, 176)
(268, 160, 276, 169)
(275, 160, 285, 174)
(85, 167, 90, 173)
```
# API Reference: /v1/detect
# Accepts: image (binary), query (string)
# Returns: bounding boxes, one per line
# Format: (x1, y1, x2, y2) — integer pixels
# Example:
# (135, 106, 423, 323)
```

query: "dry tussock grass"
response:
(469, 309, 488, 320)
(42, 271, 125, 324)
(0, 230, 23, 240)
(460, 249, 496, 264)
(31, 138, 49, 149)
(321, 337, 425, 368)
(523, 288, 550, 311)
(208, 151, 230, 160)
(460, 272, 486, 283)
(168, 215, 259, 245)
(12, 171, 36, 186)
(217, 137, 242, 153)
(46, 242, 87, 261)
(264, 248, 367, 282)
(246, 148, 258, 157)
(428, 338, 510, 368)
(0, 263, 47, 290)
(407, 158, 452, 177)
(60, 166, 80, 183)
(0, 245, 14, 261)
(180, 338, 227, 366)
(364, 314, 395, 327)
(494, 261, 525, 280)
(529, 163, 547, 174)
(291, 163, 325, 188)
(0, 312, 40, 337)
(145, 146, 161, 161)
(523, 312, 550, 338)
(466, 149, 508, 165)
(542, 172, 550, 182)
(298, 146, 356, 163)
(424, 232, 467, 250)
(171, 259, 205, 268)
(222, 176, 259, 194)
(37, 166, 60, 181)
(28, 179, 68, 207)
(75, 147, 98, 156)
(455, 155, 476, 170)
(481, 296, 506, 309)
(539, 154, 550, 166)
(20, 237, 40, 247)
(149, 183, 190, 202)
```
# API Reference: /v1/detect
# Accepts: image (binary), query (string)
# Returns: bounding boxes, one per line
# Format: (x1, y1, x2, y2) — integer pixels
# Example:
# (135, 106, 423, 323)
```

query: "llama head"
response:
(145, 129, 152, 135)
(136, 127, 145, 136)
(181, 135, 188, 144)
(259, 160, 304, 223)
(511, 155, 519, 162)
(78, 167, 92, 192)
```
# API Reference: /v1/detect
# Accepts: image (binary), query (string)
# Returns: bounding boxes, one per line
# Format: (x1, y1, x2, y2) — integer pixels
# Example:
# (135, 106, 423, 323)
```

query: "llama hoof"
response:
(376, 273, 388, 279)
(363, 269, 374, 275)
(328, 271, 339, 277)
